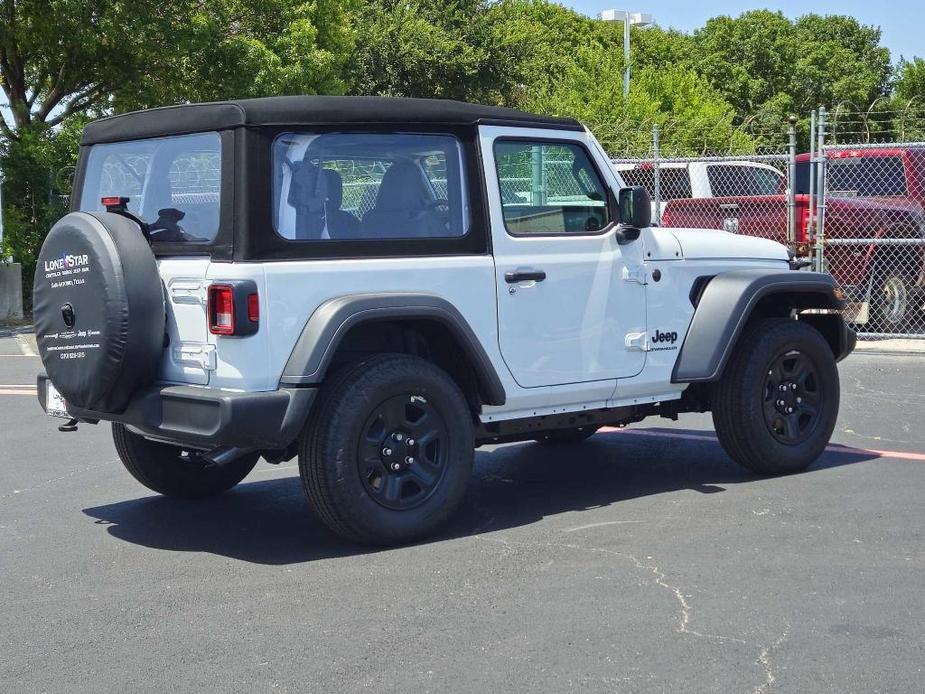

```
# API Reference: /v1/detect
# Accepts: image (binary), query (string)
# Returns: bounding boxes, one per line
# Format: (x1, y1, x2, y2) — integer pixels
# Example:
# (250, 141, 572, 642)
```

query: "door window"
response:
(494, 140, 610, 235)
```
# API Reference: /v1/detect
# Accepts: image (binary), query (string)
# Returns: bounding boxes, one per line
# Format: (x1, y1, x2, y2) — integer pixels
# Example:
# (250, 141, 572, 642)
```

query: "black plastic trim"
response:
(279, 293, 506, 406)
(672, 270, 848, 383)
(80, 96, 582, 145)
(38, 373, 315, 449)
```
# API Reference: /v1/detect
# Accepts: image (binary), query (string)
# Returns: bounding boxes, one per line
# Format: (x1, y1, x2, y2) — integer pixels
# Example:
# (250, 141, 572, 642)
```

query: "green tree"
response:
(1, 0, 355, 302)
(694, 10, 890, 117)
(793, 14, 890, 111)
(892, 57, 925, 141)
(894, 57, 925, 103)
(348, 0, 496, 100)
(520, 43, 754, 157)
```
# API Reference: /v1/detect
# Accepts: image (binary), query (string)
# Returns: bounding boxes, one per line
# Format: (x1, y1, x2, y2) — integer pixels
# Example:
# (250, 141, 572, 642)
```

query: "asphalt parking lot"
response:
(2, 333, 924, 693)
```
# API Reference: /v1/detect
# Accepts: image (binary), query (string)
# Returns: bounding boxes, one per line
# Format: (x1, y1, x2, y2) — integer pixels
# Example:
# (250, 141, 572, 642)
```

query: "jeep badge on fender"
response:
(31, 96, 855, 546)
(652, 330, 678, 344)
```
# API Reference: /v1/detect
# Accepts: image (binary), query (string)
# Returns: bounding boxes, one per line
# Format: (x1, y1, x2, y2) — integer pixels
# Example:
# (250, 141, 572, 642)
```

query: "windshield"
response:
(78, 132, 222, 243)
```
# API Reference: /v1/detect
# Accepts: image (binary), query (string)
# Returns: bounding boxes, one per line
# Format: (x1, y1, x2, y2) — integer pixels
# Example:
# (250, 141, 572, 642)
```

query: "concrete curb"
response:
(854, 338, 925, 356)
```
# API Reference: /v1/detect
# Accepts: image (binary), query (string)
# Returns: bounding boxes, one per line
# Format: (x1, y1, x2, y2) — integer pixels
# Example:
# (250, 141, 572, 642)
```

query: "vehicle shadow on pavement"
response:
(82, 427, 877, 564)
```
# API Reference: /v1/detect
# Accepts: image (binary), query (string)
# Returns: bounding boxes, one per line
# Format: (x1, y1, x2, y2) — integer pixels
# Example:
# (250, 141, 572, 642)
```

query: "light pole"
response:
(598, 10, 654, 98)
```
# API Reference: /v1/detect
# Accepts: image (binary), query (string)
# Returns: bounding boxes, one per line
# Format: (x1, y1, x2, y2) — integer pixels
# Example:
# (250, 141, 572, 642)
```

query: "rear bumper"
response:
(37, 374, 316, 449)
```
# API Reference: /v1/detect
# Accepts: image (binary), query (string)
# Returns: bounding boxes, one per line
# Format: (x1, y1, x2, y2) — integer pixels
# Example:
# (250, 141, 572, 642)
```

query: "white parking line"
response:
(15, 334, 38, 357)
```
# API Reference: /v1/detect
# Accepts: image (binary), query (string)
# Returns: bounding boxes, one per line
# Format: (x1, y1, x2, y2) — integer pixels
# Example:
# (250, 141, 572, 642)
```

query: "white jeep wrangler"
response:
(33, 96, 855, 545)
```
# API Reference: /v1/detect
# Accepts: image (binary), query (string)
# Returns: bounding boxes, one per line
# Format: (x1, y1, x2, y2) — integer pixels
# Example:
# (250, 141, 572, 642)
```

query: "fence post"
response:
(814, 106, 827, 273)
(807, 109, 816, 247)
(787, 115, 797, 245)
(530, 144, 545, 206)
(652, 123, 661, 225)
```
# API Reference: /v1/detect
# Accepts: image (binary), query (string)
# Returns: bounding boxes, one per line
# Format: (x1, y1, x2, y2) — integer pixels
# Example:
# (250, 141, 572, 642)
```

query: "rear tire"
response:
(112, 424, 259, 498)
(300, 354, 474, 546)
(871, 268, 913, 332)
(712, 318, 839, 475)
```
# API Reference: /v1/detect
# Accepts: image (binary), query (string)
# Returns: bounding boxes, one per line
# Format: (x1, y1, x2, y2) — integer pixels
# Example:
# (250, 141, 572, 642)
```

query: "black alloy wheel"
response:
(358, 394, 450, 510)
(762, 349, 823, 445)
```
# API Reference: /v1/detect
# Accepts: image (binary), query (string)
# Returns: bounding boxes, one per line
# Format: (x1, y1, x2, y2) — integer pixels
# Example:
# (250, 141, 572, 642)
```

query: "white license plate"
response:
(45, 383, 69, 419)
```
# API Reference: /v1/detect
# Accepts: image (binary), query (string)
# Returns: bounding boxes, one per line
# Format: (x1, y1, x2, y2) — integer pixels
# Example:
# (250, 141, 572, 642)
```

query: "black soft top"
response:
(80, 95, 583, 145)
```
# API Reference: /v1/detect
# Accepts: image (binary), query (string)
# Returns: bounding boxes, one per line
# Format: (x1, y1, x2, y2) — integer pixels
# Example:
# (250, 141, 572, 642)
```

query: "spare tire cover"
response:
(33, 212, 165, 413)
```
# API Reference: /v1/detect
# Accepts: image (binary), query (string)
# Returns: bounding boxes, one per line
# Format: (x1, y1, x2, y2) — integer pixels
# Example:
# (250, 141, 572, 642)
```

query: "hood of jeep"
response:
(661, 228, 790, 262)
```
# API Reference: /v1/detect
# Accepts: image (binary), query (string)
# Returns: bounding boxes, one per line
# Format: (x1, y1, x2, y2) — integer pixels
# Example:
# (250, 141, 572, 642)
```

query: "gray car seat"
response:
(361, 161, 444, 238)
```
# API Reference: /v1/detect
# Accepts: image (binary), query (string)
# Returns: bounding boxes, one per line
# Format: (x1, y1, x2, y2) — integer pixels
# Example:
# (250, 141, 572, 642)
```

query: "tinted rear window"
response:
(827, 156, 907, 197)
(78, 132, 221, 243)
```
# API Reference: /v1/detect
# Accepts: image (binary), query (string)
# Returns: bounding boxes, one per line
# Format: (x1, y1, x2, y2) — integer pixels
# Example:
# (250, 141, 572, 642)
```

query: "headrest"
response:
(288, 161, 327, 213)
(374, 161, 429, 212)
(321, 168, 343, 209)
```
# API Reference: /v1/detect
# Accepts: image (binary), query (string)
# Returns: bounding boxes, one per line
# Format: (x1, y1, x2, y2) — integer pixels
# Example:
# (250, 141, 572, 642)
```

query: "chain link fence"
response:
(817, 140, 925, 336)
(600, 111, 925, 339)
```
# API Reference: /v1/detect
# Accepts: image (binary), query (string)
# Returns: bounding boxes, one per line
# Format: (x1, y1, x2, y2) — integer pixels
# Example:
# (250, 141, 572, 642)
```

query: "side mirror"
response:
(618, 186, 651, 231)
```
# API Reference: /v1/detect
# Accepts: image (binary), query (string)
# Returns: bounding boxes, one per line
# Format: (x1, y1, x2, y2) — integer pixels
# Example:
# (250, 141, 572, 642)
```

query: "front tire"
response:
(112, 424, 259, 497)
(300, 354, 474, 546)
(712, 318, 839, 475)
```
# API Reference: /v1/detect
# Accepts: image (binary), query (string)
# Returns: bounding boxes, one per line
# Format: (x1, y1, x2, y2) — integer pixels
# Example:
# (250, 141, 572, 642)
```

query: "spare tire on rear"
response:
(33, 212, 165, 413)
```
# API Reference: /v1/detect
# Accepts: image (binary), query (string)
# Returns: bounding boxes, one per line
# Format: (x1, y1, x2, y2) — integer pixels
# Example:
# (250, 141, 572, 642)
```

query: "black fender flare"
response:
(672, 270, 849, 383)
(279, 293, 506, 406)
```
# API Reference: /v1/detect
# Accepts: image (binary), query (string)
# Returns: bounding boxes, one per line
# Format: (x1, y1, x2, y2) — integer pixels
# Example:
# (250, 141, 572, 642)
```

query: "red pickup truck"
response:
(659, 147, 925, 332)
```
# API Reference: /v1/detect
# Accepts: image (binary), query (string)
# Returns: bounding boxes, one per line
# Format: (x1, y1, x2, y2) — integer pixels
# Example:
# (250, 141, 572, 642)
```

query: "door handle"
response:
(719, 202, 740, 211)
(505, 269, 546, 283)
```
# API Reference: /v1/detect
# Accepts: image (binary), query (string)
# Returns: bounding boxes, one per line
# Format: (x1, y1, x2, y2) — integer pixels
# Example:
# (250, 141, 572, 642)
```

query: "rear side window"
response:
(707, 164, 784, 197)
(272, 133, 470, 240)
(619, 166, 693, 200)
(495, 140, 610, 234)
(78, 132, 221, 243)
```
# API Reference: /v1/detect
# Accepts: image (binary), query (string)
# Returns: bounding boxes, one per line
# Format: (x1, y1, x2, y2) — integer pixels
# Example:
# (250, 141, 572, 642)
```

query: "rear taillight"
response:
(208, 284, 236, 335)
(797, 206, 811, 244)
(794, 196, 810, 245)
(208, 282, 259, 336)
(247, 293, 259, 323)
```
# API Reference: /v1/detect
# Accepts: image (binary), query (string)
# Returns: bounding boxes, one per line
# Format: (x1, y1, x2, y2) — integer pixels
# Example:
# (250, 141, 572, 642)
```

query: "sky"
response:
(565, 0, 925, 62)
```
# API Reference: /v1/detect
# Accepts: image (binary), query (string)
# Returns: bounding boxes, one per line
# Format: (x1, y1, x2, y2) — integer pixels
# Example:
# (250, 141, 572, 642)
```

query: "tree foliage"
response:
(1, 0, 922, 306)
(693, 11, 890, 120)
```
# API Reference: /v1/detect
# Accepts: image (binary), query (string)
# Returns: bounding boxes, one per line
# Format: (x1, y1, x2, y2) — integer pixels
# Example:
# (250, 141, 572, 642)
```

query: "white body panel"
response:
(479, 125, 647, 389)
(157, 257, 213, 386)
(152, 126, 792, 426)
